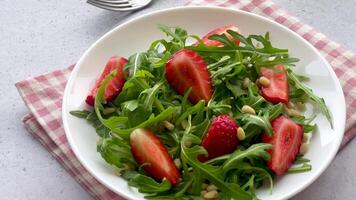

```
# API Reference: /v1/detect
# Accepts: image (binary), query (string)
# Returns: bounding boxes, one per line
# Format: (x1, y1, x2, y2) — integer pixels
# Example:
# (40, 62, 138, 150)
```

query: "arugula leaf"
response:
(290, 115, 317, 133)
(138, 81, 165, 112)
(70, 110, 110, 138)
(208, 33, 236, 49)
(287, 68, 333, 128)
(288, 163, 312, 173)
(97, 137, 136, 168)
(158, 24, 187, 52)
(94, 70, 176, 139)
(181, 134, 252, 200)
(175, 100, 205, 126)
(294, 156, 311, 165)
(70, 110, 91, 118)
(240, 113, 273, 135)
(122, 171, 171, 193)
(222, 143, 272, 171)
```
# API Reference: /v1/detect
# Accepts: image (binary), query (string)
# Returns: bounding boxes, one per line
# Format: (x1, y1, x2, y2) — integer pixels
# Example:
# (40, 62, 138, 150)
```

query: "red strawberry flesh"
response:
(86, 56, 128, 106)
(197, 25, 241, 47)
(199, 115, 239, 161)
(165, 49, 213, 104)
(260, 65, 289, 103)
(262, 116, 303, 175)
(130, 128, 181, 185)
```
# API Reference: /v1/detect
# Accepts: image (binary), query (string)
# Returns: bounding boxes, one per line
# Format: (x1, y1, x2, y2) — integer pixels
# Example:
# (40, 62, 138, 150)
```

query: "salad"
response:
(70, 25, 332, 200)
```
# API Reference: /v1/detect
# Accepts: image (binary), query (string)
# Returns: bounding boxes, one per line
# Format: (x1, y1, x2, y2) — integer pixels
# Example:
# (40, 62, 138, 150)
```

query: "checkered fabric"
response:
(15, 0, 355, 199)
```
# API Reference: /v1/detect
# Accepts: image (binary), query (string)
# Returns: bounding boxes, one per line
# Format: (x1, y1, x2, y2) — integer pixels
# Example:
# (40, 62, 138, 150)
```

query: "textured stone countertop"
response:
(1, 0, 355, 199)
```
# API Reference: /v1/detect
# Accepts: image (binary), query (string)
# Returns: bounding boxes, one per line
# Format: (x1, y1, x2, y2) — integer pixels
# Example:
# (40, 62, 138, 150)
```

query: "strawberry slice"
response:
(197, 25, 241, 47)
(165, 49, 213, 104)
(262, 116, 303, 175)
(260, 65, 289, 103)
(199, 115, 239, 162)
(85, 56, 128, 106)
(130, 128, 181, 185)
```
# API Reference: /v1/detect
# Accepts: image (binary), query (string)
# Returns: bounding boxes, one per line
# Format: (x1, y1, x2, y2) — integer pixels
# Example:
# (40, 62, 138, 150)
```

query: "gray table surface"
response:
(1, 0, 355, 199)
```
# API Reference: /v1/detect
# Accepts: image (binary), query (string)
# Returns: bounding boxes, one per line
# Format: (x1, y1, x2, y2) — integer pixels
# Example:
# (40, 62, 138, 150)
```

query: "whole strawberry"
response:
(199, 115, 239, 161)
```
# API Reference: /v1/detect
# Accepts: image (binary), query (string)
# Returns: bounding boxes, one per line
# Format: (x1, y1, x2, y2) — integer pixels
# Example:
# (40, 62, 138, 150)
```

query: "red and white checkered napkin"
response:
(16, 0, 355, 199)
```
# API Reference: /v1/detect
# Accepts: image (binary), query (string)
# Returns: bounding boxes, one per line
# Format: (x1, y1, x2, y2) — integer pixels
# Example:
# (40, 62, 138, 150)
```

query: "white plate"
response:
(62, 6, 346, 200)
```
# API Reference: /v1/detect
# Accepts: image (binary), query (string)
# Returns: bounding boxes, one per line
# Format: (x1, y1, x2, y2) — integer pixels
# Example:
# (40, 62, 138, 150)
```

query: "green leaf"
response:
(267, 103, 284, 120)
(226, 80, 246, 98)
(158, 24, 187, 52)
(121, 100, 139, 112)
(241, 114, 273, 135)
(294, 156, 310, 165)
(138, 81, 165, 112)
(208, 33, 236, 48)
(94, 70, 176, 139)
(70, 110, 91, 118)
(288, 163, 312, 173)
(287, 68, 333, 128)
(70, 110, 110, 138)
(175, 100, 205, 126)
(180, 134, 252, 200)
(111, 107, 177, 139)
(222, 143, 272, 171)
(122, 171, 171, 193)
(207, 99, 232, 115)
(97, 137, 136, 168)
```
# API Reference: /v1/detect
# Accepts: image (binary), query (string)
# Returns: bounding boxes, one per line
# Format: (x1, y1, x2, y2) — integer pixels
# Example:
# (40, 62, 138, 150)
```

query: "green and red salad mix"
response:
(70, 25, 332, 200)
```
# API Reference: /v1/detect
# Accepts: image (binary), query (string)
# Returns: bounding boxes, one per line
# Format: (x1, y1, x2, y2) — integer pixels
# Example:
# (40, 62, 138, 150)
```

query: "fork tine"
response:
(92, 0, 131, 4)
(87, 0, 136, 11)
(88, 0, 132, 7)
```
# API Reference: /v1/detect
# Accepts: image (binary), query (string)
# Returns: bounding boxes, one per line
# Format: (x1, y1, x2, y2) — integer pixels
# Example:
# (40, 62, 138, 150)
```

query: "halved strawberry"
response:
(262, 116, 303, 175)
(165, 49, 213, 104)
(260, 65, 289, 103)
(196, 25, 241, 47)
(199, 115, 239, 162)
(130, 128, 181, 185)
(85, 56, 128, 106)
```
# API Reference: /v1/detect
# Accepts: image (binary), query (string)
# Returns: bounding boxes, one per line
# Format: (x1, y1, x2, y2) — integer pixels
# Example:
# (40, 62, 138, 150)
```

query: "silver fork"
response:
(87, 0, 152, 11)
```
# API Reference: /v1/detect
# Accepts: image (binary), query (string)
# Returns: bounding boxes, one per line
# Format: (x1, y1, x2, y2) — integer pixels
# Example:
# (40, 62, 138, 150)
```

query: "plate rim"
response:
(62, 6, 346, 200)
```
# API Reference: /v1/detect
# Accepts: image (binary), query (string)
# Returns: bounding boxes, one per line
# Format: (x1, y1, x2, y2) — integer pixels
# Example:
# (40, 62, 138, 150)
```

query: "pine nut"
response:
(206, 184, 218, 192)
(299, 143, 309, 155)
(255, 79, 261, 87)
(163, 120, 174, 131)
(103, 107, 116, 115)
(174, 158, 181, 169)
(258, 76, 270, 87)
(243, 77, 251, 88)
(283, 105, 300, 117)
(237, 127, 246, 141)
(296, 102, 306, 111)
(204, 190, 218, 199)
(286, 101, 295, 109)
(288, 109, 301, 117)
(241, 105, 256, 115)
